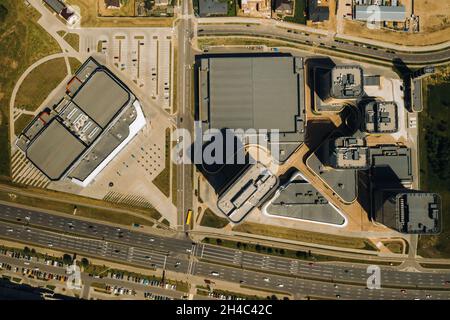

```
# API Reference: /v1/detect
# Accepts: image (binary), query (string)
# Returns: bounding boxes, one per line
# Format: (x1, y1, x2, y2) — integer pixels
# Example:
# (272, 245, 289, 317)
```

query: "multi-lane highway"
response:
(175, 0, 195, 230)
(1, 202, 450, 299)
(197, 24, 450, 65)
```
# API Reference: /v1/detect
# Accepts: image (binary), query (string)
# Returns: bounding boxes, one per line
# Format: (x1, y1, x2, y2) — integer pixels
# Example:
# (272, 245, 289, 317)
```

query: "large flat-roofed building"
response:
(198, 54, 306, 162)
(26, 119, 86, 180)
(71, 70, 131, 128)
(263, 171, 346, 226)
(217, 162, 278, 222)
(363, 101, 398, 133)
(376, 191, 441, 234)
(354, 5, 406, 22)
(17, 57, 146, 187)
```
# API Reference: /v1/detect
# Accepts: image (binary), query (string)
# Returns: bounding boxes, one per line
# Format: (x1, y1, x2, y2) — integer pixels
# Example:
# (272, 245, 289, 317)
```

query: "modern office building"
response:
(375, 191, 441, 234)
(217, 162, 278, 223)
(363, 101, 398, 133)
(263, 171, 346, 226)
(329, 136, 370, 169)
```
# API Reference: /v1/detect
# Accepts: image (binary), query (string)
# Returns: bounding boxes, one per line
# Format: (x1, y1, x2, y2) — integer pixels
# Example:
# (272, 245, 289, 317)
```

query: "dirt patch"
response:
(342, 0, 450, 46)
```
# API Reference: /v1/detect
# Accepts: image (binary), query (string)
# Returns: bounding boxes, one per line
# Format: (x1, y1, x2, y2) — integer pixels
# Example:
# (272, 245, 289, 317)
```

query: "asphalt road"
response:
(191, 261, 449, 300)
(2, 219, 450, 300)
(195, 243, 450, 289)
(175, 0, 195, 230)
(1, 203, 450, 299)
(197, 24, 450, 65)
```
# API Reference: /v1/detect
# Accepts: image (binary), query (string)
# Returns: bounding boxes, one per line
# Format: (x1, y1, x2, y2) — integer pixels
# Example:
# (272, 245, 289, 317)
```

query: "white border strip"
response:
(71, 100, 146, 187)
(261, 170, 348, 228)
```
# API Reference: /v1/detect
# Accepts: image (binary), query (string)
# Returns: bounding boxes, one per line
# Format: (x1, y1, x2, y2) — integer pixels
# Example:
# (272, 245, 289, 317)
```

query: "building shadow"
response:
(392, 58, 413, 112)
(305, 57, 336, 103)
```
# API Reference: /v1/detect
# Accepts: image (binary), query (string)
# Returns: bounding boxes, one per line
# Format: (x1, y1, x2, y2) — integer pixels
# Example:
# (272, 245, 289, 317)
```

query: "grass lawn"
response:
(14, 58, 67, 112)
(232, 222, 378, 251)
(383, 241, 404, 254)
(69, 57, 82, 74)
(200, 208, 229, 228)
(152, 128, 171, 197)
(0, 0, 61, 178)
(417, 69, 450, 258)
(283, 0, 307, 24)
(63, 33, 79, 51)
(0, 189, 155, 228)
(14, 114, 34, 136)
(56, 30, 66, 37)
(75, 205, 154, 227)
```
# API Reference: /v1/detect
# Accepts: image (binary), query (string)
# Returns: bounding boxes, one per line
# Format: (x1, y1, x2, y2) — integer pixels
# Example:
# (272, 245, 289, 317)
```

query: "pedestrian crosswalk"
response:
(11, 150, 50, 188)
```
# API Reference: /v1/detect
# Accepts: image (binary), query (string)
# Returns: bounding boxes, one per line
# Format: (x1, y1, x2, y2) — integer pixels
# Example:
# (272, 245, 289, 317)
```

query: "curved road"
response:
(197, 24, 450, 65)
(8, 52, 79, 146)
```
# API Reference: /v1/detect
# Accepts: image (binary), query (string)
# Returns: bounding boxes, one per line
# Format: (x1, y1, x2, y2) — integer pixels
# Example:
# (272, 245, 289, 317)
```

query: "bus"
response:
(185, 209, 193, 226)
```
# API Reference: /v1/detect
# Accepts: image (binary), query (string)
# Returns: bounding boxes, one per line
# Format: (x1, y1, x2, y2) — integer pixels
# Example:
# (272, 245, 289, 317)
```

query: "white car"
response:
(210, 271, 219, 276)
(277, 284, 284, 288)
(263, 277, 270, 283)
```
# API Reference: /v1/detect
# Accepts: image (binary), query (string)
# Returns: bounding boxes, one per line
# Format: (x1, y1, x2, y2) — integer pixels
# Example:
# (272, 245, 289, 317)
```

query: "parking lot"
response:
(78, 28, 173, 111)
(0, 246, 186, 300)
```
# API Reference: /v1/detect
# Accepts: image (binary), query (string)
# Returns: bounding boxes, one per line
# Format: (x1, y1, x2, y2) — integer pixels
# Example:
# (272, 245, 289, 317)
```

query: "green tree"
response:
(80, 258, 89, 269)
(62, 254, 73, 265)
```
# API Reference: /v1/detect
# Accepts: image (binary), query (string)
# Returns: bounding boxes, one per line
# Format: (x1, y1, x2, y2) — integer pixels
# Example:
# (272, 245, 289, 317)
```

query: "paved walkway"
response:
(8, 52, 79, 148)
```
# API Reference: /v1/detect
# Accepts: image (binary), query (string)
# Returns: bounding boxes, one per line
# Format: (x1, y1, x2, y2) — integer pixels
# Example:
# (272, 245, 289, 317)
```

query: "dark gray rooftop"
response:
(26, 120, 85, 180)
(396, 192, 441, 234)
(44, 0, 65, 14)
(206, 56, 301, 131)
(363, 101, 398, 133)
(307, 151, 358, 203)
(375, 190, 441, 234)
(72, 70, 130, 128)
(198, 0, 228, 17)
(369, 145, 412, 184)
(198, 54, 306, 162)
(265, 172, 346, 225)
(19, 57, 138, 184)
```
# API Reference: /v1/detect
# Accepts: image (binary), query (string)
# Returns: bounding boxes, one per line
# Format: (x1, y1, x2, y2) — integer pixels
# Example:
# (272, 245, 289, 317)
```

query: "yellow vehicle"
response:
(186, 209, 193, 226)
